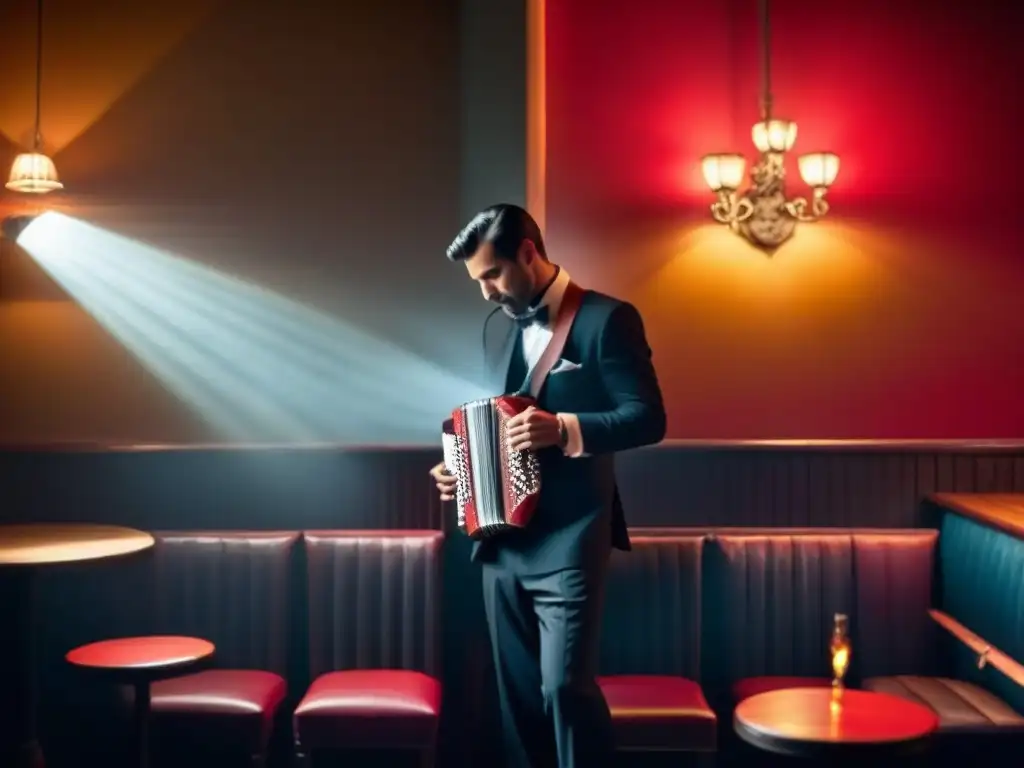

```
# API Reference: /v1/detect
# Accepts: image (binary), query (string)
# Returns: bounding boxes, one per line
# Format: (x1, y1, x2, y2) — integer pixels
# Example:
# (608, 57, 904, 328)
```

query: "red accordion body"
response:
(441, 395, 542, 539)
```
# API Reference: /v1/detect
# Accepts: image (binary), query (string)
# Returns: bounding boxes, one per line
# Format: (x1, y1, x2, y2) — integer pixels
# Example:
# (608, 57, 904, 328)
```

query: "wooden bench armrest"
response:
(929, 609, 1024, 688)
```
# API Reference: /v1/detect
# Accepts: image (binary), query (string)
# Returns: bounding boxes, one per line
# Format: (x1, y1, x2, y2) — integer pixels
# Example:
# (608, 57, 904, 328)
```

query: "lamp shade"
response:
(798, 152, 840, 188)
(752, 119, 797, 153)
(701, 153, 746, 191)
(6, 152, 64, 193)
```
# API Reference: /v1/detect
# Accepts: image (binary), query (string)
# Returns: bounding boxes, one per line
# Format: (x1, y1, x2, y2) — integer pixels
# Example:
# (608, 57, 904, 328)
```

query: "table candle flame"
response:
(832, 646, 849, 681)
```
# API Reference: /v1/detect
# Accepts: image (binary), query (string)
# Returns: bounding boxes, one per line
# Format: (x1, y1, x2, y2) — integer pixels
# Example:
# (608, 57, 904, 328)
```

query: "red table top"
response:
(66, 635, 214, 671)
(734, 687, 938, 751)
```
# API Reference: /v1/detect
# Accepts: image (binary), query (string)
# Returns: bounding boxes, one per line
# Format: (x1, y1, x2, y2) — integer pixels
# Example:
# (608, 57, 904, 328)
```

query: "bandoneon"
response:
(441, 395, 542, 539)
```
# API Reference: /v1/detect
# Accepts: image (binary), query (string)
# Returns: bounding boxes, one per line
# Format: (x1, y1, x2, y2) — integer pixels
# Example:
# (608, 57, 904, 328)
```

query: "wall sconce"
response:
(701, 0, 838, 251)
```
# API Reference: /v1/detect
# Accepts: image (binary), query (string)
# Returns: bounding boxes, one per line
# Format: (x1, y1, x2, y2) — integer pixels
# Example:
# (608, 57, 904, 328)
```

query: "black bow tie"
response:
(510, 304, 550, 329)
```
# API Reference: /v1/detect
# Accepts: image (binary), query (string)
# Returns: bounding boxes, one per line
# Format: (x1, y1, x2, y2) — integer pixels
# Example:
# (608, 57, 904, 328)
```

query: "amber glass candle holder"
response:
(830, 612, 851, 690)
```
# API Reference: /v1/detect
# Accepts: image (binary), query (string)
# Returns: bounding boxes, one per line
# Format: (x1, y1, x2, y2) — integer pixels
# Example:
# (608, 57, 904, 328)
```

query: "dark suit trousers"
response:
(481, 556, 614, 768)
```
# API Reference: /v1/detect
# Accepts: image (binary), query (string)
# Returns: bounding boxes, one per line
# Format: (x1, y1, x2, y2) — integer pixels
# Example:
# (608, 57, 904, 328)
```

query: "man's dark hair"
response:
(446, 203, 547, 262)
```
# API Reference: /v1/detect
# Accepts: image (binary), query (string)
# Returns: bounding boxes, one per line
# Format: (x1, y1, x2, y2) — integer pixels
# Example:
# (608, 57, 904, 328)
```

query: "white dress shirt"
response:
(504, 267, 587, 458)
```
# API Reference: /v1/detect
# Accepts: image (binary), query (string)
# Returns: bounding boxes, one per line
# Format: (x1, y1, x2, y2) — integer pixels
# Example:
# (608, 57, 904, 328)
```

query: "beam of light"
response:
(16, 211, 490, 445)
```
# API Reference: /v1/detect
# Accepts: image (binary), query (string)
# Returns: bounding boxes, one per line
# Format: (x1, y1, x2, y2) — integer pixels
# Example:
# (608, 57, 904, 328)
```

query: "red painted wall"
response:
(545, 0, 1023, 438)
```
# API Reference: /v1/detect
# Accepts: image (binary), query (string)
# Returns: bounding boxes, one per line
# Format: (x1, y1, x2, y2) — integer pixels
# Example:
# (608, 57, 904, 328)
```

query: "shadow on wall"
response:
(0, 0, 493, 445)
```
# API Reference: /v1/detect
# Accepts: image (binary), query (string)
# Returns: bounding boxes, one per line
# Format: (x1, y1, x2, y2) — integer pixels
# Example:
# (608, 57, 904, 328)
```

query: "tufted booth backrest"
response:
(702, 529, 938, 691)
(149, 530, 301, 676)
(303, 530, 444, 680)
(599, 533, 705, 680)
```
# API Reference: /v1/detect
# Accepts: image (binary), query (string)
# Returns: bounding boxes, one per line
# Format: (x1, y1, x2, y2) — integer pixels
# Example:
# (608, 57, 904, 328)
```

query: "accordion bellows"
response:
(442, 395, 542, 539)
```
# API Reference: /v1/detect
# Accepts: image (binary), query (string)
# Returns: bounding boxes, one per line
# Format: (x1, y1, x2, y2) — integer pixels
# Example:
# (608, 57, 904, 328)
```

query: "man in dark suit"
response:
(430, 204, 666, 768)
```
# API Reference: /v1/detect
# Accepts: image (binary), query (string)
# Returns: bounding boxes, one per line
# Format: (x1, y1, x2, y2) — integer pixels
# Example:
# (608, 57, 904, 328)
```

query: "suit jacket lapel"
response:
(499, 324, 522, 394)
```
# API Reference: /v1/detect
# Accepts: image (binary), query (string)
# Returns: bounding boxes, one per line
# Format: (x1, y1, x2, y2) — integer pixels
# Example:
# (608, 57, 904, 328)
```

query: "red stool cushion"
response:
(294, 670, 441, 751)
(598, 674, 717, 752)
(732, 675, 832, 703)
(148, 670, 287, 753)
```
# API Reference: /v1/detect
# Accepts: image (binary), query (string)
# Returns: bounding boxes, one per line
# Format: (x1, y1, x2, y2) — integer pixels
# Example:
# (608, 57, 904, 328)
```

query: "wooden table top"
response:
(734, 687, 939, 757)
(930, 493, 1024, 539)
(66, 635, 214, 671)
(0, 523, 154, 566)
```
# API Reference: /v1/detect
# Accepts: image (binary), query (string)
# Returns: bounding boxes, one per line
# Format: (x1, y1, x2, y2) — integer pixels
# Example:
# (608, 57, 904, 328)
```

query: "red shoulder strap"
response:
(527, 281, 584, 397)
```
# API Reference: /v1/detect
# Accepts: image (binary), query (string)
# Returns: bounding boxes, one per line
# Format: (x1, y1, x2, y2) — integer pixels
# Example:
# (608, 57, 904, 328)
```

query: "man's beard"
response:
(493, 294, 527, 313)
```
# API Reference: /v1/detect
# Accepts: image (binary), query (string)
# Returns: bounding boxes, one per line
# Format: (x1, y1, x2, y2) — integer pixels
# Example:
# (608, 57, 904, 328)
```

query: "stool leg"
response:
(133, 681, 151, 768)
(2, 568, 45, 768)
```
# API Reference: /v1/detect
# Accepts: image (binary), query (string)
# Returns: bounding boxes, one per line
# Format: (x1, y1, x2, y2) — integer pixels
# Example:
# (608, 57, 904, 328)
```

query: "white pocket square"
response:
(550, 359, 582, 374)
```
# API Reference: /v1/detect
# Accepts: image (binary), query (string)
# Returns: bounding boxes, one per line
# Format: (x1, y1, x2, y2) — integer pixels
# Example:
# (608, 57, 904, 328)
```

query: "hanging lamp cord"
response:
(33, 0, 44, 151)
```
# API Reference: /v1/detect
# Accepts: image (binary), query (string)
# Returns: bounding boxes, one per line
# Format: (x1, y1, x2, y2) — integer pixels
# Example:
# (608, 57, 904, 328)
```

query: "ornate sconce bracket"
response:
(707, 151, 835, 251)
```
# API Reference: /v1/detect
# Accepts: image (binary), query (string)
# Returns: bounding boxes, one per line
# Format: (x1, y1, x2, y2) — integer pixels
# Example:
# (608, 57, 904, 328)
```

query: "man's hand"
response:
(506, 406, 562, 452)
(430, 461, 457, 502)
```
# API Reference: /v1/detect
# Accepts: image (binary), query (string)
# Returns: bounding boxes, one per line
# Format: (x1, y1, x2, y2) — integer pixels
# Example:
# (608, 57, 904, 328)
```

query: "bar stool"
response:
(66, 635, 215, 768)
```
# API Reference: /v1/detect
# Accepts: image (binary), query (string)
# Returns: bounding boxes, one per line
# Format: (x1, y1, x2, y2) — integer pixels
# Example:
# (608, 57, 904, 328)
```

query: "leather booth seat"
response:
(599, 675, 717, 752)
(597, 534, 717, 753)
(150, 669, 287, 755)
(294, 531, 443, 760)
(864, 675, 1024, 734)
(142, 531, 300, 763)
(294, 669, 441, 750)
(864, 673, 1024, 759)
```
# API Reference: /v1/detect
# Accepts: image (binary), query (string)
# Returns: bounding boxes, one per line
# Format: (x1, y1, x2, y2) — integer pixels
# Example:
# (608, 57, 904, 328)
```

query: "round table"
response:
(0, 523, 155, 768)
(67, 636, 215, 768)
(734, 687, 938, 761)
(66, 635, 215, 676)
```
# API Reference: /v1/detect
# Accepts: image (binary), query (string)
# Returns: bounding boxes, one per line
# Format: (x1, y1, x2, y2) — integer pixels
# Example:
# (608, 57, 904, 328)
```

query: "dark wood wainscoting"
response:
(616, 440, 1024, 528)
(1, 440, 1022, 530)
